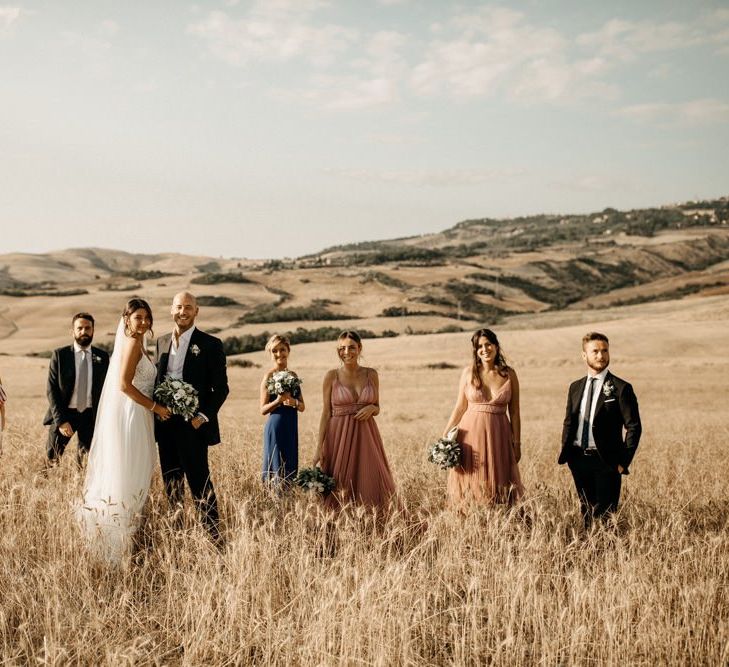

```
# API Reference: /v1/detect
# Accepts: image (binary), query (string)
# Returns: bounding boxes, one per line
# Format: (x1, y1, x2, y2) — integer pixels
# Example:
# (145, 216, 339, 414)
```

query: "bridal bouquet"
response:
(154, 378, 199, 421)
(295, 467, 336, 494)
(428, 429, 462, 469)
(266, 370, 302, 396)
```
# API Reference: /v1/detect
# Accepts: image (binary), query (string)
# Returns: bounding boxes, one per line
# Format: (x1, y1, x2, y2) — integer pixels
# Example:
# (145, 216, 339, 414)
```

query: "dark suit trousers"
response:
(46, 408, 95, 466)
(568, 452, 622, 526)
(157, 416, 219, 536)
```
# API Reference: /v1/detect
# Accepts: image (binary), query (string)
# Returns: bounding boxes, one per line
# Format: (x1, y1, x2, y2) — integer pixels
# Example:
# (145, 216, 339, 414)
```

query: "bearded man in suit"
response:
(558, 332, 642, 527)
(43, 313, 109, 467)
(155, 292, 229, 542)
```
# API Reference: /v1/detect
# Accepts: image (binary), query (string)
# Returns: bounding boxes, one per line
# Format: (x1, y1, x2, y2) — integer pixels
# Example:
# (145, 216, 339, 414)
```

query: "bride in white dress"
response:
(76, 298, 171, 563)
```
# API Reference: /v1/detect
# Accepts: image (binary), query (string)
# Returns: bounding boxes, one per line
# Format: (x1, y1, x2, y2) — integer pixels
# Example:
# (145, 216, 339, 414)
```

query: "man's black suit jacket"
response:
(558, 371, 642, 474)
(43, 345, 110, 426)
(155, 328, 229, 447)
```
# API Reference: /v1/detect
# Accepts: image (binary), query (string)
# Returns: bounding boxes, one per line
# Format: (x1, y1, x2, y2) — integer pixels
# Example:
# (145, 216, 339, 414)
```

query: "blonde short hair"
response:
(582, 332, 609, 349)
(265, 334, 291, 354)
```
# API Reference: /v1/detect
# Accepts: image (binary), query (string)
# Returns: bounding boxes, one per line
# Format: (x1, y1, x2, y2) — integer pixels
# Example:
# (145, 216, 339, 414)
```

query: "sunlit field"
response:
(1, 298, 728, 665)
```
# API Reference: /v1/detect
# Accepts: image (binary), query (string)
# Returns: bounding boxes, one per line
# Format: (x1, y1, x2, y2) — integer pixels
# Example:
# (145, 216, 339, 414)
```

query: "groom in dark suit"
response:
(558, 332, 642, 526)
(155, 292, 229, 541)
(43, 312, 109, 467)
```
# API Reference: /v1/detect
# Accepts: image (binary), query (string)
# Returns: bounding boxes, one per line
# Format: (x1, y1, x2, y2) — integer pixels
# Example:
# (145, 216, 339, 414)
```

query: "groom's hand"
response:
(191, 415, 205, 429)
(59, 422, 74, 437)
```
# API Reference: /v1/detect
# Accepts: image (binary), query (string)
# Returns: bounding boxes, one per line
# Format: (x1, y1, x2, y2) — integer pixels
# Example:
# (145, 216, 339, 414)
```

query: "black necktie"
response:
(581, 378, 596, 450)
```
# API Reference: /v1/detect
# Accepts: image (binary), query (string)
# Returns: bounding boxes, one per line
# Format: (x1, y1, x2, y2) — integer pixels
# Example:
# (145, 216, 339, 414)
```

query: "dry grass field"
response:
(0, 295, 728, 664)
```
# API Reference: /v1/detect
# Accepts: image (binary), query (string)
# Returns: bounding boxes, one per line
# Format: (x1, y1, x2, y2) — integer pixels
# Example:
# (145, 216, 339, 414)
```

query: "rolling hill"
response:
(0, 196, 727, 356)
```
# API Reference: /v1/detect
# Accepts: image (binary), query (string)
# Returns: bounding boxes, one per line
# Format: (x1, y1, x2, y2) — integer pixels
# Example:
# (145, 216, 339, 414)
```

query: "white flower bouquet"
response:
(295, 467, 336, 495)
(154, 377, 199, 421)
(428, 431, 462, 469)
(266, 370, 302, 397)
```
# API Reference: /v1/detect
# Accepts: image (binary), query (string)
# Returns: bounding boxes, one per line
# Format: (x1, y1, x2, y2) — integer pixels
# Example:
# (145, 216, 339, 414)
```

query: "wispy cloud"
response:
(577, 10, 729, 61)
(188, 4, 412, 111)
(325, 166, 524, 187)
(410, 7, 614, 103)
(289, 29, 407, 110)
(274, 73, 398, 111)
(0, 6, 24, 32)
(187, 4, 728, 114)
(617, 98, 729, 125)
(188, 4, 356, 67)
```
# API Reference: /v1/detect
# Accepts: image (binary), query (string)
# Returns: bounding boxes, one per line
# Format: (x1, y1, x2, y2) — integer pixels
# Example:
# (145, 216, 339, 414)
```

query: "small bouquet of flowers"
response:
(154, 378, 199, 421)
(266, 370, 302, 397)
(295, 467, 336, 495)
(428, 427, 462, 469)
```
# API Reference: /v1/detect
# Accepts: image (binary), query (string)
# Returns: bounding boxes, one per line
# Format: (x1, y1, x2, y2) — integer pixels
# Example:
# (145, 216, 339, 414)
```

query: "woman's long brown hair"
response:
(470, 328, 509, 387)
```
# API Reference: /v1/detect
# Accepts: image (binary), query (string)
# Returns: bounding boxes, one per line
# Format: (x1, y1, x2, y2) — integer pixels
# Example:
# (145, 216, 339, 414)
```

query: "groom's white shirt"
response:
(574, 367, 609, 451)
(166, 326, 195, 379)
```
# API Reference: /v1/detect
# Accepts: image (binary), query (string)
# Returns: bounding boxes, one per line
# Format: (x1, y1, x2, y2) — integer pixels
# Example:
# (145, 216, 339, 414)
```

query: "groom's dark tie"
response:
(581, 377, 596, 450)
(77, 350, 89, 413)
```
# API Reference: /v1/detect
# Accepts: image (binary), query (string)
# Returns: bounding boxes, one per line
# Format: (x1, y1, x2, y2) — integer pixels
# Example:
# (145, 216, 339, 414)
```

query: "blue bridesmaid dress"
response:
(262, 388, 299, 484)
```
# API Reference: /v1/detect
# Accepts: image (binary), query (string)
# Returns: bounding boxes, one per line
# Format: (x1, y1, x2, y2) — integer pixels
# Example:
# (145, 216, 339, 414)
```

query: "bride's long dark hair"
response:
(122, 297, 154, 338)
(470, 328, 509, 387)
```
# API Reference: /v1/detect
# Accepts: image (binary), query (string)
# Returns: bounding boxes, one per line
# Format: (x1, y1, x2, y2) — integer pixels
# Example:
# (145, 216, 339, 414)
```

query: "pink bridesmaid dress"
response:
(321, 370, 396, 511)
(447, 377, 523, 506)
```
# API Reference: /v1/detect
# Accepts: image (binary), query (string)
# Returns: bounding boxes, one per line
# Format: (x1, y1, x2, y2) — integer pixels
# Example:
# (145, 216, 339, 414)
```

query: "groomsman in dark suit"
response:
(43, 313, 109, 467)
(155, 292, 229, 541)
(558, 332, 642, 526)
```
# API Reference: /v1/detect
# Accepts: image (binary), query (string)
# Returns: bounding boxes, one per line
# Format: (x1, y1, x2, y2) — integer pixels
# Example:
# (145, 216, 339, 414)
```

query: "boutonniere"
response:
(190, 344, 201, 357)
(92, 354, 103, 363)
(602, 380, 615, 398)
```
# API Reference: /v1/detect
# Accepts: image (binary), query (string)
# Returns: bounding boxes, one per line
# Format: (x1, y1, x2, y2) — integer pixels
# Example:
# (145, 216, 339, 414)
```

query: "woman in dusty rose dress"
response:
(314, 331, 396, 511)
(442, 328, 523, 506)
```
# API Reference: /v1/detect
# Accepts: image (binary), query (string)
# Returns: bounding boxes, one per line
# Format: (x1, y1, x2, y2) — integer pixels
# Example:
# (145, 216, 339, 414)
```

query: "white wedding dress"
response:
(76, 320, 157, 564)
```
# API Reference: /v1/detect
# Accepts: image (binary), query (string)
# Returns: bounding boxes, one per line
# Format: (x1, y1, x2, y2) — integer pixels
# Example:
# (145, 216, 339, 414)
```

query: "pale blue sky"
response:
(1, 1, 727, 258)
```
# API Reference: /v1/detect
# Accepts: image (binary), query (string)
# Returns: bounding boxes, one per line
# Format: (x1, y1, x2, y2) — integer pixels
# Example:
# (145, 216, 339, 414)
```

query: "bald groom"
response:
(155, 292, 229, 542)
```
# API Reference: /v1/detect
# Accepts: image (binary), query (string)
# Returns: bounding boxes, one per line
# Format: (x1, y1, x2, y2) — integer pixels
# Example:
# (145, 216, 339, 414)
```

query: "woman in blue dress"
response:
(260, 334, 305, 485)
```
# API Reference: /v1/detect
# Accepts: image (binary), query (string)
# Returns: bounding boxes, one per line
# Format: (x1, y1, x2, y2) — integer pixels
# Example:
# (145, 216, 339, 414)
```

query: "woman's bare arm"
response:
(442, 367, 469, 437)
(315, 370, 335, 465)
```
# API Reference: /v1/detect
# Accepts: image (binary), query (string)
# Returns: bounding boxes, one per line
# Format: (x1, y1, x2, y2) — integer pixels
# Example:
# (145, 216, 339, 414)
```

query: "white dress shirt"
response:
(69, 342, 93, 410)
(166, 326, 195, 379)
(574, 367, 609, 451)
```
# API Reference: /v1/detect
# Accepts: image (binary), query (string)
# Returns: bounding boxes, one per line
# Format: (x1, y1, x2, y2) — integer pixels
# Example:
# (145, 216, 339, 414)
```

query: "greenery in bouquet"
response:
(428, 437, 462, 470)
(266, 370, 302, 397)
(154, 377, 199, 421)
(295, 467, 336, 494)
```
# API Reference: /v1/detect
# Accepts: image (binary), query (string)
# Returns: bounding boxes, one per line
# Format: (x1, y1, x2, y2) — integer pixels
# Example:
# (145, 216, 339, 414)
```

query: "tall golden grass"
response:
(1, 322, 728, 665)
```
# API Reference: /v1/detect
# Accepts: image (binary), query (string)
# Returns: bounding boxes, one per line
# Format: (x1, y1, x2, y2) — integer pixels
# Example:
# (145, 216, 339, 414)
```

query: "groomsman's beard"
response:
(587, 360, 609, 373)
(74, 334, 93, 347)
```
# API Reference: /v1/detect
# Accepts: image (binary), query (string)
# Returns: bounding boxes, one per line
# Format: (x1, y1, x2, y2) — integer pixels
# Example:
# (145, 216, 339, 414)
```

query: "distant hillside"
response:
(0, 196, 727, 356)
(305, 196, 729, 260)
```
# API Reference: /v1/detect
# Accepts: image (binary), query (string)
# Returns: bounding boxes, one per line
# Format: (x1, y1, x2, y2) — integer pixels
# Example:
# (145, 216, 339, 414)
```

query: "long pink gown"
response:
(321, 370, 396, 511)
(447, 377, 523, 506)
